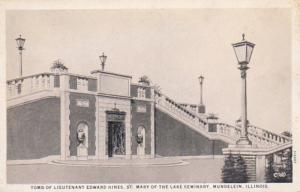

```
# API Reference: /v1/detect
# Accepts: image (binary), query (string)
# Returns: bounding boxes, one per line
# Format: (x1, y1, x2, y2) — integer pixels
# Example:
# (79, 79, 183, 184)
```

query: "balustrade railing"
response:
(217, 123, 241, 140)
(155, 92, 207, 128)
(154, 91, 292, 148)
(7, 73, 98, 99)
(7, 73, 59, 99)
(247, 124, 292, 144)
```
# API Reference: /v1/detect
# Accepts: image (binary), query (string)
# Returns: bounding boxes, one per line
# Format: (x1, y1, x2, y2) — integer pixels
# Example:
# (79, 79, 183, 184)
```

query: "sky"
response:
(6, 9, 291, 134)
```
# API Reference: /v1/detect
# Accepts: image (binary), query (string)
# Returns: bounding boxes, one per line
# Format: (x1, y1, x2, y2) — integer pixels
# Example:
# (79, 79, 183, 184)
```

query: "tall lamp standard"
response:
(198, 75, 206, 113)
(232, 34, 255, 146)
(15, 35, 26, 77)
(198, 75, 204, 105)
(99, 52, 107, 71)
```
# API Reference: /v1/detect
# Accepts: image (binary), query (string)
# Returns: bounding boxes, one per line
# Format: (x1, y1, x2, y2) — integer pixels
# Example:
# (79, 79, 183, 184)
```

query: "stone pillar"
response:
(150, 87, 155, 158)
(50, 75, 54, 88)
(98, 97, 107, 159)
(125, 111, 131, 159)
(95, 96, 99, 159)
(256, 155, 266, 182)
(60, 74, 70, 160)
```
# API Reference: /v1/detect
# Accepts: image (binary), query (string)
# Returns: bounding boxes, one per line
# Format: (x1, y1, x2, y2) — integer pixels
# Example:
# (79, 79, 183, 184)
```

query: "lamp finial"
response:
(242, 33, 245, 41)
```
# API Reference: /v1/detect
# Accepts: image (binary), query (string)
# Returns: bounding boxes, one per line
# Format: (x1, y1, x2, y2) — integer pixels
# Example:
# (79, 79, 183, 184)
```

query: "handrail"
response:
(154, 90, 291, 148)
(7, 73, 59, 99)
(7, 72, 99, 99)
(247, 124, 292, 142)
(154, 91, 207, 125)
(7, 72, 57, 83)
(7, 72, 96, 83)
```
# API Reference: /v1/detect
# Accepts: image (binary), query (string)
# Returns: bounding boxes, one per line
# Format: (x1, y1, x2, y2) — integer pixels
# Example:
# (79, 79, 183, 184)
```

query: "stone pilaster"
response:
(256, 155, 266, 182)
(98, 97, 107, 159)
(150, 88, 155, 158)
(95, 96, 99, 159)
(60, 74, 70, 160)
(125, 112, 131, 159)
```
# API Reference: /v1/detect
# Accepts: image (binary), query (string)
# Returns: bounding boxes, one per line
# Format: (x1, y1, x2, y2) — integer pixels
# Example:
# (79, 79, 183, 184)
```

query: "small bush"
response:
(222, 153, 248, 183)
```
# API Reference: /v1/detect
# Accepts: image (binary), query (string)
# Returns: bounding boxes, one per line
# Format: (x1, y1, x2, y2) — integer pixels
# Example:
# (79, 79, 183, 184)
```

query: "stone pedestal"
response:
(77, 144, 88, 160)
(198, 104, 206, 113)
(137, 144, 145, 159)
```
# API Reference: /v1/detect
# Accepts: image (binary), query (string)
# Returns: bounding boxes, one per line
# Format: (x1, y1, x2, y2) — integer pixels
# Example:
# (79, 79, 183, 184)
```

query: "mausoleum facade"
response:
(7, 64, 291, 161)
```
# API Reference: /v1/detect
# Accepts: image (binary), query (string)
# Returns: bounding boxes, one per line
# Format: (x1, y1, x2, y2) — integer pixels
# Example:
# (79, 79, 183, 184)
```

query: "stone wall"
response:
(69, 93, 96, 156)
(155, 109, 228, 156)
(131, 99, 152, 155)
(7, 98, 60, 160)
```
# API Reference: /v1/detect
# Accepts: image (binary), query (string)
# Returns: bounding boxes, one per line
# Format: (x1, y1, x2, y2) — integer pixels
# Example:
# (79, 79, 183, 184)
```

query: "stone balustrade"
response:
(179, 103, 198, 113)
(217, 123, 241, 140)
(247, 124, 292, 144)
(155, 93, 207, 128)
(7, 73, 98, 99)
(217, 123, 289, 147)
(7, 73, 59, 99)
(154, 91, 292, 148)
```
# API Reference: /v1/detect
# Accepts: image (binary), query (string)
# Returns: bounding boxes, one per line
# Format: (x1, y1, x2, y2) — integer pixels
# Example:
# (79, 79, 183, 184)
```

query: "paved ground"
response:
(7, 157, 224, 184)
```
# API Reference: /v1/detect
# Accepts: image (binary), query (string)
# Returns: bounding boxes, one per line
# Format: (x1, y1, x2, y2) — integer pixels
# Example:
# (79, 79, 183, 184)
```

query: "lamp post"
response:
(232, 34, 255, 146)
(198, 75, 204, 105)
(198, 75, 206, 113)
(99, 52, 107, 71)
(15, 35, 26, 77)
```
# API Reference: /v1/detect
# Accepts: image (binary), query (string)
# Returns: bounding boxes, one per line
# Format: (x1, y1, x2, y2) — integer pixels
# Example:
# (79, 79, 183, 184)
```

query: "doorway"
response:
(108, 121, 125, 157)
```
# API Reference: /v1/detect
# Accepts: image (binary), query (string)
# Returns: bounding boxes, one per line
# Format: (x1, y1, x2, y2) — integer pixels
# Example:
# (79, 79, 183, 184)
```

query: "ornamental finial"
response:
(242, 33, 245, 41)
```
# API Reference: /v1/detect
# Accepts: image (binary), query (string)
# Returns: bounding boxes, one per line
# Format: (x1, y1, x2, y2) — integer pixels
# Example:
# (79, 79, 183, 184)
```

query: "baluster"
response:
(22, 78, 28, 94)
(38, 75, 42, 89)
(194, 117, 198, 126)
(85, 78, 88, 91)
(42, 75, 46, 89)
(14, 81, 19, 95)
(35, 76, 39, 90)
(82, 78, 85, 91)
(30, 76, 34, 91)
(46, 75, 50, 88)
(77, 77, 80, 91)
(7, 82, 11, 97)
(7, 82, 10, 97)
(35, 75, 39, 89)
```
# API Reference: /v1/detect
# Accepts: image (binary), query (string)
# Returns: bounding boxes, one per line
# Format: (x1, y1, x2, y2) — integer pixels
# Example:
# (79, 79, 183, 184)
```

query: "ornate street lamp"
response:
(232, 33, 255, 146)
(99, 52, 107, 71)
(15, 35, 26, 77)
(198, 75, 204, 105)
(198, 75, 206, 113)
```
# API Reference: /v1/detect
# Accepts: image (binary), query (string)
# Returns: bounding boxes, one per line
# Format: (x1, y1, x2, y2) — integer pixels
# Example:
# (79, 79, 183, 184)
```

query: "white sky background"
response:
(6, 9, 291, 134)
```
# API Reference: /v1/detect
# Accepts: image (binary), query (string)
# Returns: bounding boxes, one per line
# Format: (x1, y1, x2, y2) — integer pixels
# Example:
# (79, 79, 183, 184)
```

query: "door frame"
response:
(106, 108, 126, 158)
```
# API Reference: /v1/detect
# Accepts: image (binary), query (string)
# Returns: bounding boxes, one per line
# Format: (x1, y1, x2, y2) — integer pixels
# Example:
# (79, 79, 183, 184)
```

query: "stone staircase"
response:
(154, 91, 292, 149)
(242, 155, 257, 182)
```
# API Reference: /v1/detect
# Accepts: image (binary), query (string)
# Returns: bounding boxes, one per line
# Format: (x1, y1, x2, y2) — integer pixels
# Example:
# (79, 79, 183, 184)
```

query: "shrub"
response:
(222, 153, 248, 183)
